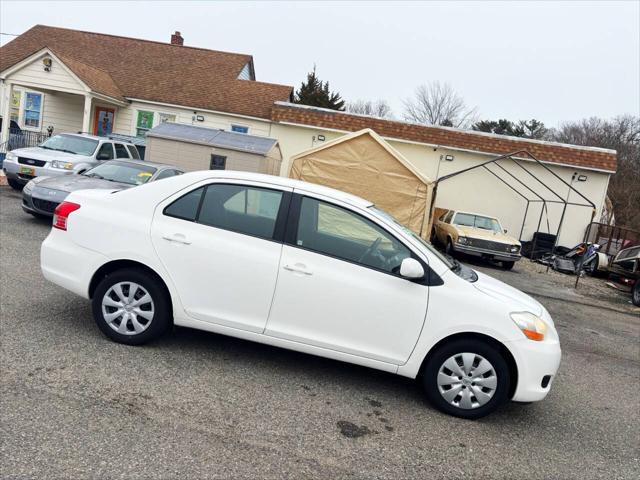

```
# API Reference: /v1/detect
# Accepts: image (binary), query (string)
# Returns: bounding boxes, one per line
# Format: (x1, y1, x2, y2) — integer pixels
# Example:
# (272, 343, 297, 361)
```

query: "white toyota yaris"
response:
(41, 171, 561, 419)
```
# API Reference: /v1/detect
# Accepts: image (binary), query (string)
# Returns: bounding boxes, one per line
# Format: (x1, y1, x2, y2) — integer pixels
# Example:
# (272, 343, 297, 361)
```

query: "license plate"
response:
(19, 166, 35, 175)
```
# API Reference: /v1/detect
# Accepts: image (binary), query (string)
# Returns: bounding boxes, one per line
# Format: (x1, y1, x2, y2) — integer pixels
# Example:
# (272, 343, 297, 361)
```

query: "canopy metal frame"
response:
(429, 150, 596, 257)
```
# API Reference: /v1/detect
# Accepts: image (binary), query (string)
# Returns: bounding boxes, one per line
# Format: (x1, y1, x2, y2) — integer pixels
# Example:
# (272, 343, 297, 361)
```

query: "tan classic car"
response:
(432, 210, 522, 269)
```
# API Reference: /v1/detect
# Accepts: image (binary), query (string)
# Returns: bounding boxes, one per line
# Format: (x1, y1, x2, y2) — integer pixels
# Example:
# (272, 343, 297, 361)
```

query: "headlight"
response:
(457, 236, 468, 245)
(51, 160, 74, 170)
(23, 180, 35, 193)
(509, 245, 521, 253)
(510, 312, 547, 341)
(6, 152, 17, 161)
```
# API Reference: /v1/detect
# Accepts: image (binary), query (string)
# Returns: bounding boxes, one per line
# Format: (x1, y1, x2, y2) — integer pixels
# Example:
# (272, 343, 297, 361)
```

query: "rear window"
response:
(164, 187, 204, 221)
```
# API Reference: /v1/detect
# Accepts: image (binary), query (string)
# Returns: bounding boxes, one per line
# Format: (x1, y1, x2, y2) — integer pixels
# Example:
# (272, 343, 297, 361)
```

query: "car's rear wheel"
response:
(421, 338, 511, 419)
(7, 178, 23, 190)
(502, 261, 515, 270)
(91, 268, 171, 345)
(632, 281, 640, 307)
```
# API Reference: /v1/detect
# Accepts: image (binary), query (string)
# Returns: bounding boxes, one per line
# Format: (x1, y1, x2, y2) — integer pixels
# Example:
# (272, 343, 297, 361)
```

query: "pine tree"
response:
(294, 66, 345, 111)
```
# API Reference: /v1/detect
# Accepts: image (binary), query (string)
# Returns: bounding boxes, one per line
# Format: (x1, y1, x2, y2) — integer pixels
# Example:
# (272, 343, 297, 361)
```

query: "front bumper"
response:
(3, 158, 74, 185)
(22, 187, 68, 217)
(506, 337, 561, 402)
(454, 243, 522, 262)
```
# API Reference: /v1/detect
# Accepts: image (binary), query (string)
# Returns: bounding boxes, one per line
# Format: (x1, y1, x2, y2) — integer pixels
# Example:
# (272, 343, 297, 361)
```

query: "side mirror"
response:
(400, 258, 425, 280)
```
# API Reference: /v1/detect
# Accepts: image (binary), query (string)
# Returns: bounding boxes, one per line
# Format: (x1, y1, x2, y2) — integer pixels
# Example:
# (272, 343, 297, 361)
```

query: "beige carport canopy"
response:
(289, 129, 435, 239)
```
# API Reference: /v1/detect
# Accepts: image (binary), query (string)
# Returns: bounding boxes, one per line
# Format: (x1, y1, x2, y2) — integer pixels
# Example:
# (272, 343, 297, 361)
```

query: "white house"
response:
(0, 25, 617, 247)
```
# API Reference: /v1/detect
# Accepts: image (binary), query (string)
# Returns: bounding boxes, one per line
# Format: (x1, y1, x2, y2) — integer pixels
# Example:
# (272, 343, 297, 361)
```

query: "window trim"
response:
(162, 182, 292, 243)
(285, 193, 438, 285)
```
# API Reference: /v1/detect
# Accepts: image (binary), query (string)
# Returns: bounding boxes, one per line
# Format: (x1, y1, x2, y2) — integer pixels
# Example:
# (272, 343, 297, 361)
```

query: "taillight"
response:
(53, 202, 81, 230)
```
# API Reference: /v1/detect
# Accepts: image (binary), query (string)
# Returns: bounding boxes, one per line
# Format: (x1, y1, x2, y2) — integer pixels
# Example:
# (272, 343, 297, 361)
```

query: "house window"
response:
(158, 113, 176, 124)
(23, 92, 43, 129)
(136, 110, 154, 137)
(231, 125, 249, 134)
(210, 154, 227, 170)
(10, 91, 21, 124)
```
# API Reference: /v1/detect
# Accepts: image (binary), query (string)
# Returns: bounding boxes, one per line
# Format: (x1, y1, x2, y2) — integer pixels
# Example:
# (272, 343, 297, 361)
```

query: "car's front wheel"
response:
(421, 338, 511, 419)
(7, 178, 23, 190)
(502, 261, 515, 270)
(91, 268, 171, 345)
(632, 281, 640, 307)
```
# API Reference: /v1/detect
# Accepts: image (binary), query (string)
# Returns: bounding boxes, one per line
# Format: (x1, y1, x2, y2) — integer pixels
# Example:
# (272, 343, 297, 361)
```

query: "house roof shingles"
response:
(271, 103, 617, 173)
(0, 25, 293, 119)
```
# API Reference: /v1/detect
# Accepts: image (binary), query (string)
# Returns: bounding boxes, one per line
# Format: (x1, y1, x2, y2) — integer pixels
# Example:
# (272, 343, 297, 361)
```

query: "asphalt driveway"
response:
(1, 185, 638, 479)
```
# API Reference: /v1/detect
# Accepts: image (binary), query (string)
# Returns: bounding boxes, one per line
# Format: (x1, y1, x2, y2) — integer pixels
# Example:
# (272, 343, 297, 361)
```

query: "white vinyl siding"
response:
(6, 55, 86, 95)
(114, 101, 272, 138)
(41, 91, 84, 134)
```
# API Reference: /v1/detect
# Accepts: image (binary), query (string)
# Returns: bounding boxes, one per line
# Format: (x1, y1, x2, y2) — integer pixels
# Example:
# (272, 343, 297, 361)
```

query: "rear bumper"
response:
(41, 228, 108, 299)
(454, 244, 521, 262)
(506, 338, 561, 402)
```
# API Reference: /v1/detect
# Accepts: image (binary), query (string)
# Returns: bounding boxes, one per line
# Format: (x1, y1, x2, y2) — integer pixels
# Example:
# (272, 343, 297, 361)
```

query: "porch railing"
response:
(0, 130, 52, 168)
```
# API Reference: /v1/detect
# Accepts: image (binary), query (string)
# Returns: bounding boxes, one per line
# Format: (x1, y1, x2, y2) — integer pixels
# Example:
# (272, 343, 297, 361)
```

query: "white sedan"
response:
(41, 171, 561, 419)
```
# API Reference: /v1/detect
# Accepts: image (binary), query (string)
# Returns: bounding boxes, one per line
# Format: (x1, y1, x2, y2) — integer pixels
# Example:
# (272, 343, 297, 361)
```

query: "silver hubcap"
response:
(101, 281, 154, 335)
(437, 352, 497, 409)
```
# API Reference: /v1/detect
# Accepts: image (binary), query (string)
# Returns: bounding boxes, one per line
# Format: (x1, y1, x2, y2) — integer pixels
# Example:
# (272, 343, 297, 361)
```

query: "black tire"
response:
(430, 228, 438, 245)
(445, 238, 455, 257)
(502, 261, 515, 270)
(421, 338, 511, 419)
(7, 178, 23, 190)
(91, 268, 171, 345)
(632, 281, 640, 307)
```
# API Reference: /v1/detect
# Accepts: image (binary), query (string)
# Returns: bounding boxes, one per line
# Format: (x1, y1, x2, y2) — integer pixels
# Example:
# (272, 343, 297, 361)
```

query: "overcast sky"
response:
(1, 0, 638, 126)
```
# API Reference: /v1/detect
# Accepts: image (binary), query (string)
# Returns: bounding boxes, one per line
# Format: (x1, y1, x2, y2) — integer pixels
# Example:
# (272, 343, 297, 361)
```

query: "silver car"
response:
(22, 159, 183, 217)
(3, 133, 140, 190)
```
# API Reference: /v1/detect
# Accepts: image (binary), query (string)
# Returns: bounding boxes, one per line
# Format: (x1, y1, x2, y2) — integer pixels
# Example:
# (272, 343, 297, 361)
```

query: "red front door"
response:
(93, 107, 115, 136)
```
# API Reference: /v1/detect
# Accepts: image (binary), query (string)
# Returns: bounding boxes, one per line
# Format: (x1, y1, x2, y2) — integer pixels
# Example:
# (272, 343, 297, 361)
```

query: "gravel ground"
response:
(1, 185, 639, 479)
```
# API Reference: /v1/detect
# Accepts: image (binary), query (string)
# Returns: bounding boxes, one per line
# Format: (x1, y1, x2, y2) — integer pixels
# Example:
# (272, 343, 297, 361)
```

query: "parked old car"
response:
(22, 159, 183, 218)
(608, 245, 640, 307)
(41, 171, 561, 419)
(3, 133, 141, 190)
(432, 210, 522, 269)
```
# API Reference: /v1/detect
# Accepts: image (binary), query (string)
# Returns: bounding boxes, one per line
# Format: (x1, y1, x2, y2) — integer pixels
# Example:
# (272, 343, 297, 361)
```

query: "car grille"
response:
(465, 238, 517, 253)
(18, 157, 46, 167)
(32, 198, 59, 214)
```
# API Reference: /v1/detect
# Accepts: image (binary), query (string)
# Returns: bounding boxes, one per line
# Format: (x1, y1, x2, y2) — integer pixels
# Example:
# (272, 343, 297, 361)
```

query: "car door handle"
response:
(283, 263, 313, 275)
(162, 233, 192, 245)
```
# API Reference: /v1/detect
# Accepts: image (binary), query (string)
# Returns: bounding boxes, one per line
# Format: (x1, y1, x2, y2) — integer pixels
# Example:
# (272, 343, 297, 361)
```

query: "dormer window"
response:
(237, 62, 252, 80)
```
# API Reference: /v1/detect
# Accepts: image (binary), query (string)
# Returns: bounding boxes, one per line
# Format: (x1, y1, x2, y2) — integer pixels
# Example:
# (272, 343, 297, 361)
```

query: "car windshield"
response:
(83, 161, 157, 185)
(453, 213, 502, 233)
(40, 134, 99, 156)
(368, 206, 454, 269)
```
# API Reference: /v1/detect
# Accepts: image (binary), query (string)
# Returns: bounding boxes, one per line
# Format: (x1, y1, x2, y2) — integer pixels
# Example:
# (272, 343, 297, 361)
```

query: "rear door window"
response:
(126, 145, 141, 159)
(164, 187, 204, 221)
(114, 143, 130, 159)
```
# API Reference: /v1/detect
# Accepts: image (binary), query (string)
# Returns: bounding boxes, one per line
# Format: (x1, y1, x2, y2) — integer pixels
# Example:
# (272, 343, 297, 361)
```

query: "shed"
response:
(145, 123, 282, 175)
(289, 129, 435, 239)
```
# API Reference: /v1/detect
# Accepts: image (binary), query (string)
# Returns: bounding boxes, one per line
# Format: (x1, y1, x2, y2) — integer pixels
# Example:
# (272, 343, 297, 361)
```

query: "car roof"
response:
(451, 210, 500, 220)
(175, 170, 373, 208)
(56, 132, 135, 145)
(102, 159, 182, 171)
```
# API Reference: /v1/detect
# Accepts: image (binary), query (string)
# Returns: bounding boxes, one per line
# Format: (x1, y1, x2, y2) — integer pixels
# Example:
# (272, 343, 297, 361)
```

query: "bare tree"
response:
(548, 115, 640, 230)
(346, 99, 393, 118)
(402, 82, 478, 128)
